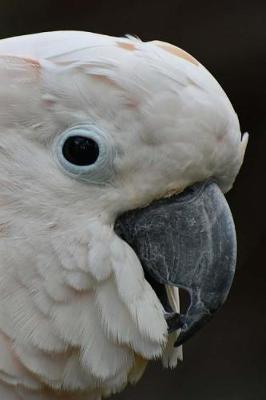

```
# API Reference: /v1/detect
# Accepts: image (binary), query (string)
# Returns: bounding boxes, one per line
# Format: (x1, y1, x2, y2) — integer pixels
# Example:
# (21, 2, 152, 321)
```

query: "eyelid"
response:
(54, 123, 116, 184)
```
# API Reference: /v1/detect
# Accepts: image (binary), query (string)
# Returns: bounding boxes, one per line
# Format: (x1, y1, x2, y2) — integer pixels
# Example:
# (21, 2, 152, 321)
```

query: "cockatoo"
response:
(0, 31, 248, 400)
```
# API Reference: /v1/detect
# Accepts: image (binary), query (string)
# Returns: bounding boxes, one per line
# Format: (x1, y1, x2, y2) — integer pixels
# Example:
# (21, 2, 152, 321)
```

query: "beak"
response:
(114, 181, 236, 347)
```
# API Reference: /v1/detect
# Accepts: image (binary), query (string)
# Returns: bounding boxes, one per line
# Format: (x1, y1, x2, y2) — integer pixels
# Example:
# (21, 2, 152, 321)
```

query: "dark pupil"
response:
(62, 136, 99, 166)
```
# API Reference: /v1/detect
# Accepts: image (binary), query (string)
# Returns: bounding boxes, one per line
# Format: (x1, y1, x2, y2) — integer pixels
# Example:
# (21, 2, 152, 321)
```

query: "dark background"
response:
(0, 1, 265, 399)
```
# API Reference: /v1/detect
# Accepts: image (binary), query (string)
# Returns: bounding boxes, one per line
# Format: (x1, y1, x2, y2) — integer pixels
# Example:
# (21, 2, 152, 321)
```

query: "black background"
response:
(0, 1, 265, 399)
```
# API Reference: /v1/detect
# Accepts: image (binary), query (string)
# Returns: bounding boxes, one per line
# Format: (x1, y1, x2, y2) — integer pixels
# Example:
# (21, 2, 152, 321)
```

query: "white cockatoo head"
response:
(0, 31, 248, 400)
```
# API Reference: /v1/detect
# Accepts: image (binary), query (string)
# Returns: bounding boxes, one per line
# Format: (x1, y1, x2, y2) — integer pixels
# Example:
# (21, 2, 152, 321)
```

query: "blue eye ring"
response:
(54, 124, 115, 184)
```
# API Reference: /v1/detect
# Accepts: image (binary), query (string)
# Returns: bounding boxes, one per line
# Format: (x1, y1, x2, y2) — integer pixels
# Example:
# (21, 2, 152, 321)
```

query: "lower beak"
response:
(114, 181, 236, 347)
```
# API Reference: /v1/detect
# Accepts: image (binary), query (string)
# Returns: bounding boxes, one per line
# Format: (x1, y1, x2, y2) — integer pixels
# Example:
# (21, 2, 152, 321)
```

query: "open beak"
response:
(114, 181, 236, 347)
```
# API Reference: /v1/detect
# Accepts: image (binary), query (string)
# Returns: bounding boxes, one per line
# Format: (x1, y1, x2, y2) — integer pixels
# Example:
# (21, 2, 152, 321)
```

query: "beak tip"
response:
(173, 306, 214, 347)
(174, 331, 188, 347)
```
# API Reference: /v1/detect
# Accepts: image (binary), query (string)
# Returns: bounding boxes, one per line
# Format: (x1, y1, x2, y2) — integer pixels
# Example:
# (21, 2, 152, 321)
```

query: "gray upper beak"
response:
(114, 181, 236, 347)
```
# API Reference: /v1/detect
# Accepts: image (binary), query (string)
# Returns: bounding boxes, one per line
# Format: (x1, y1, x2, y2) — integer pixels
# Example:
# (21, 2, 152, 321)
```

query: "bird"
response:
(0, 31, 248, 400)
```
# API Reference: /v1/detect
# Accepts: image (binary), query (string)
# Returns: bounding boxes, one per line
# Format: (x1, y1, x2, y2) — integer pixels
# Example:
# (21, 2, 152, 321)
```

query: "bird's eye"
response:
(54, 124, 115, 184)
(62, 136, 99, 166)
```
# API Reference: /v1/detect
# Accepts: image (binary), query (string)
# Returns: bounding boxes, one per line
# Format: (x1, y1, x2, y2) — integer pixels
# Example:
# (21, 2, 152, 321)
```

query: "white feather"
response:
(0, 30, 247, 399)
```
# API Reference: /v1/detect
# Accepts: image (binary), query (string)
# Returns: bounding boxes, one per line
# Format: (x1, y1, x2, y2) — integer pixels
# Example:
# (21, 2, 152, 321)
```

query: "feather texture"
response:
(0, 31, 247, 399)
